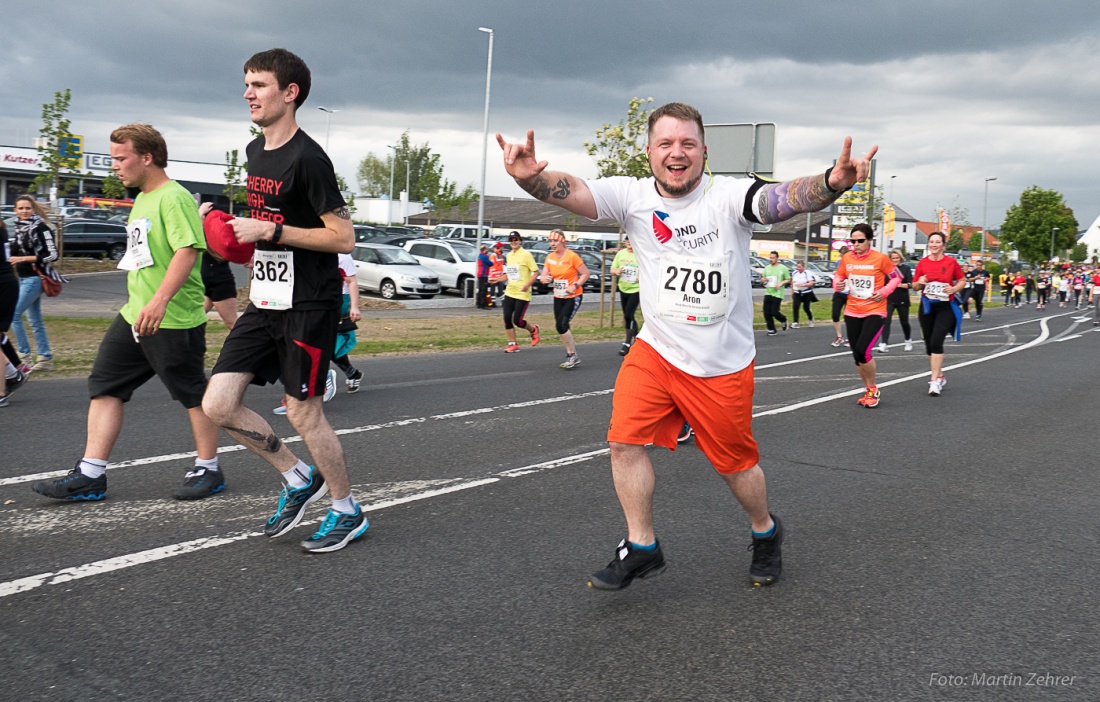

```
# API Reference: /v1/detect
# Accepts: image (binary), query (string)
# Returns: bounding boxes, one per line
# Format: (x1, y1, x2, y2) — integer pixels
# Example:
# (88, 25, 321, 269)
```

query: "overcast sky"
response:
(4, 1, 1099, 230)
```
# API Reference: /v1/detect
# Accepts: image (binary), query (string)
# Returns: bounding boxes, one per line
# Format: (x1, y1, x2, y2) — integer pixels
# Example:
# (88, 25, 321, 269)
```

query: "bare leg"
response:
(857, 359, 877, 387)
(85, 396, 125, 461)
(202, 372, 300, 473)
(212, 299, 238, 330)
(609, 442, 656, 544)
(284, 395, 351, 500)
(719, 464, 773, 533)
(561, 330, 576, 355)
(930, 352, 945, 378)
(187, 406, 220, 461)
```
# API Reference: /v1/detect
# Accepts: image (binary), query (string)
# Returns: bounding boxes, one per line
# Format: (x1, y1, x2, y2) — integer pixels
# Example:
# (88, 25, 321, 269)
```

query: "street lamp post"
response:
(981, 177, 996, 258)
(386, 144, 396, 225)
(475, 26, 494, 252)
(404, 159, 411, 224)
(317, 106, 338, 153)
(1050, 227, 1060, 263)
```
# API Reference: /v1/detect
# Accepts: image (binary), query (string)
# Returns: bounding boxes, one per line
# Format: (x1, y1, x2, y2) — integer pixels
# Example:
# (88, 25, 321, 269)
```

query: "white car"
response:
(403, 239, 479, 293)
(351, 243, 441, 299)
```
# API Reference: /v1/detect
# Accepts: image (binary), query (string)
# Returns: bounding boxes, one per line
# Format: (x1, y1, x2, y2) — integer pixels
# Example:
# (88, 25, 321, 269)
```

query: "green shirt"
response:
(120, 181, 207, 329)
(763, 263, 790, 299)
(611, 248, 639, 294)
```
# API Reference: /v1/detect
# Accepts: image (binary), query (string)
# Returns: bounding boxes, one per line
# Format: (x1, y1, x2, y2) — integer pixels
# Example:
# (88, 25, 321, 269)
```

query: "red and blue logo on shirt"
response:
(652, 210, 673, 244)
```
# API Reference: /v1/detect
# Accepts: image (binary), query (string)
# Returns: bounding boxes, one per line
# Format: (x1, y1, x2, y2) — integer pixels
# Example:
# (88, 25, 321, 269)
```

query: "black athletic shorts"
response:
(212, 305, 338, 401)
(88, 314, 209, 408)
(202, 257, 238, 302)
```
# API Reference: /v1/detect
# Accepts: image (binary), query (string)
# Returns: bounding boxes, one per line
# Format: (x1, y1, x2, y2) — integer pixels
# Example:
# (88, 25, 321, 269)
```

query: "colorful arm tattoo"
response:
(754, 173, 842, 224)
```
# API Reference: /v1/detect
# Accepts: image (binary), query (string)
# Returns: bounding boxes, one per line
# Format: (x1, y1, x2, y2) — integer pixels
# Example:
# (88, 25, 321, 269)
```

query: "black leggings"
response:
(882, 300, 910, 344)
(919, 301, 957, 355)
(1037, 288, 1049, 305)
(553, 295, 583, 334)
(763, 295, 787, 331)
(502, 296, 531, 330)
(831, 292, 847, 323)
(791, 291, 814, 323)
(845, 315, 884, 365)
(970, 286, 984, 315)
(620, 290, 639, 342)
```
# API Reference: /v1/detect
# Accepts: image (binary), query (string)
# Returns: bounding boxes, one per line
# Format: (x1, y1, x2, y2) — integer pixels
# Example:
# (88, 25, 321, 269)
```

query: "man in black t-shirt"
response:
(966, 260, 989, 320)
(202, 49, 367, 554)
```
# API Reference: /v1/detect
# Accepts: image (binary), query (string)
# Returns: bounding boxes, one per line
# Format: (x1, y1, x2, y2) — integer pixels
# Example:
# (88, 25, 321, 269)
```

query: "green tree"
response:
(100, 173, 126, 199)
(947, 229, 965, 252)
(1070, 242, 1088, 262)
(584, 96, 654, 178)
(32, 89, 87, 197)
(224, 149, 247, 215)
(966, 231, 984, 250)
(356, 131, 450, 203)
(999, 186, 1078, 264)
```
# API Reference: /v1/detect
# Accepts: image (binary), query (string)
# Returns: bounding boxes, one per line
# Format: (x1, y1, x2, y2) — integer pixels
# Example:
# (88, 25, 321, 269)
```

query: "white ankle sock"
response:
(194, 456, 220, 472)
(78, 458, 108, 478)
(281, 461, 311, 489)
(332, 494, 357, 514)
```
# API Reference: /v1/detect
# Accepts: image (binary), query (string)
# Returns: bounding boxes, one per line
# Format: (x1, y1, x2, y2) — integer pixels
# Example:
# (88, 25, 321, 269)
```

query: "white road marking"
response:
(0, 314, 1080, 598)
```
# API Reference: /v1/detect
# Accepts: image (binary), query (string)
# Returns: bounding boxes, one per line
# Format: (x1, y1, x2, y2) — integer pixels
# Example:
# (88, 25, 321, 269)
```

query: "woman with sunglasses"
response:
(832, 223, 899, 408)
(913, 231, 966, 396)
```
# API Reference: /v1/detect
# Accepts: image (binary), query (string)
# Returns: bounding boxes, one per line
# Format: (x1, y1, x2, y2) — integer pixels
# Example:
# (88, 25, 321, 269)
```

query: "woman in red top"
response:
(1011, 273, 1027, 308)
(913, 232, 966, 396)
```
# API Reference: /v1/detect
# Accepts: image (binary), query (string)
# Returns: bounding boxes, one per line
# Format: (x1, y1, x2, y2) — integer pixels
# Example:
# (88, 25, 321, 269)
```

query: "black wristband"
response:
(271, 222, 283, 244)
(823, 166, 843, 194)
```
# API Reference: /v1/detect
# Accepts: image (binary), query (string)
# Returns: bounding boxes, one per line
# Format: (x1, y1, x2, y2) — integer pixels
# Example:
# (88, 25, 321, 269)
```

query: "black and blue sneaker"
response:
(174, 468, 226, 500)
(32, 465, 107, 501)
(588, 539, 666, 590)
(749, 513, 784, 587)
(300, 506, 369, 553)
(264, 466, 328, 537)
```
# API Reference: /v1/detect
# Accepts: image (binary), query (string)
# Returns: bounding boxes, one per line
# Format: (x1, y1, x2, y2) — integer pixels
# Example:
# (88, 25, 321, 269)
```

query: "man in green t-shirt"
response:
(762, 251, 791, 336)
(490, 231, 542, 352)
(610, 235, 641, 355)
(32, 123, 224, 503)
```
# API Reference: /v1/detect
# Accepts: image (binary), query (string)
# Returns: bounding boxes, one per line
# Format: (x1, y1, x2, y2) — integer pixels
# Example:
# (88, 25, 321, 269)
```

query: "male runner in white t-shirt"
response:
(498, 102, 876, 589)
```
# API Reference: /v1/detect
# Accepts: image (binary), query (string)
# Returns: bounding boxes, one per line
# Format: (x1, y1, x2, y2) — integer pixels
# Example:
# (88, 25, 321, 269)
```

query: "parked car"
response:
(403, 239, 479, 293)
(353, 224, 389, 242)
(374, 234, 423, 248)
(803, 261, 834, 287)
(60, 219, 129, 260)
(527, 240, 603, 254)
(432, 223, 492, 241)
(749, 268, 764, 287)
(380, 225, 425, 237)
(529, 249, 606, 295)
(350, 243, 440, 299)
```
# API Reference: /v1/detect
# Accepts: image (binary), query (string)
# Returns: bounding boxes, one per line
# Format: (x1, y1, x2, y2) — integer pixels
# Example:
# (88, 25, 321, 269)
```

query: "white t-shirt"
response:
(792, 270, 815, 291)
(338, 253, 355, 295)
(587, 175, 758, 377)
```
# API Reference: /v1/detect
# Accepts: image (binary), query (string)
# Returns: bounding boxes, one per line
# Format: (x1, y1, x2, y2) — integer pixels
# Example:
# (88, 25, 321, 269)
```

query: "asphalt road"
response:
(1, 302, 1096, 701)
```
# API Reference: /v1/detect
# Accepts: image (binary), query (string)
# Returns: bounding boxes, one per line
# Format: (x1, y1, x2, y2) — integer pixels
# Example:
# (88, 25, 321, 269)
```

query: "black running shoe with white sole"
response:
(174, 468, 226, 500)
(264, 466, 328, 537)
(749, 513, 784, 586)
(32, 465, 107, 501)
(588, 539, 666, 590)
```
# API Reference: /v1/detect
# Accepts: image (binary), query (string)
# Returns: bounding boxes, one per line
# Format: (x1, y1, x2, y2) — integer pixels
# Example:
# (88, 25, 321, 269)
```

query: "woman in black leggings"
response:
(913, 232, 966, 396)
(880, 249, 913, 352)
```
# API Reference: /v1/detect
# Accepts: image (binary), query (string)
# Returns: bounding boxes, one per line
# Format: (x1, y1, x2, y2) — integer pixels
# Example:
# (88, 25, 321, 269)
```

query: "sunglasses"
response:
(849, 238, 869, 244)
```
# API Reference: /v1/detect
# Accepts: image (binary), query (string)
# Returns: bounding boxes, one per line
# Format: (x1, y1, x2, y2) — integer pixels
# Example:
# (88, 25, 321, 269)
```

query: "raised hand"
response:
(497, 130, 548, 182)
(828, 137, 879, 191)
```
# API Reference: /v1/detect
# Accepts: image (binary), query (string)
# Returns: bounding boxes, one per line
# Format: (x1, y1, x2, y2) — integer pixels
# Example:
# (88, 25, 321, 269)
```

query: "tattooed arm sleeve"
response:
(516, 170, 599, 220)
(748, 169, 845, 225)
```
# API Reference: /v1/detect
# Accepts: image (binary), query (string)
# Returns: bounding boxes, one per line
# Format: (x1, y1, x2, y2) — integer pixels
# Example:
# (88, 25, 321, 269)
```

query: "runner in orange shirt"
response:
(832, 223, 899, 408)
(538, 229, 589, 368)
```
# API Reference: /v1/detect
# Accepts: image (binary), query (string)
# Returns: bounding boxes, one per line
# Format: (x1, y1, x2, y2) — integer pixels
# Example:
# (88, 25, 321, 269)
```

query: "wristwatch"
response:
(271, 222, 284, 244)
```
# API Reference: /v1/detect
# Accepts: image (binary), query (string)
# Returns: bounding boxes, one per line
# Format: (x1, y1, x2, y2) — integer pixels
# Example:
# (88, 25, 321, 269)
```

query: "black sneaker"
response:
(781, 322, 788, 331)
(5, 369, 27, 396)
(748, 513, 784, 586)
(588, 539, 666, 590)
(32, 465, 107, 501)
(174, 468, 226, 500)
(300, 506, 370, 553)
(346, 369, 363, 393)
(766, 329, 778, 336)
(264, 466, 329, 537)
(619, 342, 631, 357)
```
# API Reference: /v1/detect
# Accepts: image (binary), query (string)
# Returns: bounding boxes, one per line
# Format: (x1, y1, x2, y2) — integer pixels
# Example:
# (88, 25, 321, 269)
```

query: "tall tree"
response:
(32, 89, 86, 197)
(356, 131, 449, 203)
(947, 229, 965, 252)
(999, 186, 1078, 264)
(584, 97, 654, 178)
(224, 149, 247, 215)
(966, 231, 984, 251)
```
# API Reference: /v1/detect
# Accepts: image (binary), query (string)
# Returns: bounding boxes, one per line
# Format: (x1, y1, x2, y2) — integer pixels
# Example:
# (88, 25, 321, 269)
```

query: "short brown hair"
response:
(244, 48, 311, 108)
(647, 102, 705, 144)
(111, 123, 168, 168)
